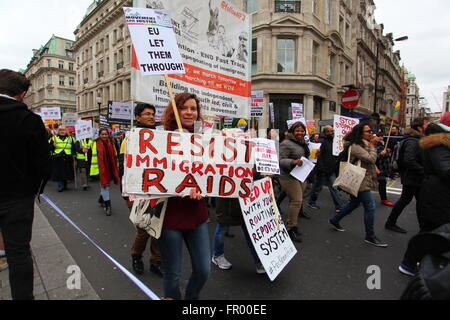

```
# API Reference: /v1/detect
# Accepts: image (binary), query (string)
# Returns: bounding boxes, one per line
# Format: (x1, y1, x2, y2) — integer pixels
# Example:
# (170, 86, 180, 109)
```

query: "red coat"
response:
(96, 139, 120, 187)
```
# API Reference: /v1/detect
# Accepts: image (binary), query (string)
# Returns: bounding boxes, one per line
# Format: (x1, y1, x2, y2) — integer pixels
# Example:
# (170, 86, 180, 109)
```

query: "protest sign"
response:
(291, 103, 303, 120)
(62, 113, 78, 127)
(290, 157, 315, 182)
(239, 178, 297, 281)
(75, 120, 94, 141)
(308, 142, 321, 164)
(130, 0, 251, 119)
(123, 129, 255, 198)
(41, 107, 61, 120)
(251, 90, 264, 118)
(201, 114, 216, 134)
(99, 115, 109, 127)
(306, 120, 316, 136)
(333, 115, 359, 156)
(124, 7, 185, 76)
(254, 138, 280, 175)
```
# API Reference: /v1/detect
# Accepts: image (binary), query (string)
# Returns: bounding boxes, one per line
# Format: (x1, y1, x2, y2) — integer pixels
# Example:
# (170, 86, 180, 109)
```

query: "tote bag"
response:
(333, 145, 367, 197)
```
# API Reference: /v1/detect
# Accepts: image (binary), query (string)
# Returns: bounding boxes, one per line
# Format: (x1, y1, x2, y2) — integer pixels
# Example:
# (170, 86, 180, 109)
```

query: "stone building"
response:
(23, 35, 76, 115)
(72, 0, 133, 122)
(443, 85, 450, 114)
(404, 69, 421, 127)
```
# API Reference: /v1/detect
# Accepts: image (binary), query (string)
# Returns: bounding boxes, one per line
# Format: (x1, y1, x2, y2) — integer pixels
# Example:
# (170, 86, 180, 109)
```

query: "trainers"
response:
(385, 223, 407, 234)
(150, 261, 163, 278)
(132, 255, 144, 275)
(329, 219, 345, 232)
(212, 255, 232, 270)
(0, 257, 8, 271)
(381, 200, 395, 207)
(398, 263, 416, 276)
(255, 263, 266, 274)
(364, 236, 388, 248)
(307, 202, 320, 210)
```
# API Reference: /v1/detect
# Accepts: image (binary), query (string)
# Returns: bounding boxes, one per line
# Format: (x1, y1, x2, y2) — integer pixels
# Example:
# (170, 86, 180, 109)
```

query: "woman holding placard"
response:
(278, 122, 310, 243)
(329, 124, 388, 247)
(158, 93, 210, 300)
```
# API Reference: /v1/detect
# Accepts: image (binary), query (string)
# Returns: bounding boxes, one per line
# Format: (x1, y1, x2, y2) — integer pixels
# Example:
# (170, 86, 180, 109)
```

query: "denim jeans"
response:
(57, 180, 67, 190)
(100, 186, 110, 201)
(157, 222, 211, 300)
(213, 223, 260, 264)
(330, 190, 376, 238)
(308, 173, 342, 210)
(0, 195, 35, 300)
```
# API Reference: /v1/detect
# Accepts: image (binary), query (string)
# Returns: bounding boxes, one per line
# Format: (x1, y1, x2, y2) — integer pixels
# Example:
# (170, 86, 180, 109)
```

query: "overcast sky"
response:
(1, 0, 448, 113)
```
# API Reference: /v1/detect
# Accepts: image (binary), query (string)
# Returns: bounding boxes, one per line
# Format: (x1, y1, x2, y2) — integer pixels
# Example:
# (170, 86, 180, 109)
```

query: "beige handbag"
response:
(333, 146, 367, 197)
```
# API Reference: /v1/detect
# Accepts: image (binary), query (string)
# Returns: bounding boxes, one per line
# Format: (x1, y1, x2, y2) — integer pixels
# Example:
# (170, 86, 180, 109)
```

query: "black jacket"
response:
(315, 133, 336, 176)
(417, 132, 450, 231)
(399, 128, 424, 187)
(0, 96, 51, 199)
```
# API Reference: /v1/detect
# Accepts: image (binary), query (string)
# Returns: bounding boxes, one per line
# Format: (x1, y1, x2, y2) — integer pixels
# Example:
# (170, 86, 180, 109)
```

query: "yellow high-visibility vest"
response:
(53, 136, 73, 155)
(76, 139, 93, 160)
(89, 142, 99, 176)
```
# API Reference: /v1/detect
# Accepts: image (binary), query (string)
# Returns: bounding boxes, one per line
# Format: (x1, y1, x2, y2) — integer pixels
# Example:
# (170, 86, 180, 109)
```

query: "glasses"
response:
(140, 112, 155, 116)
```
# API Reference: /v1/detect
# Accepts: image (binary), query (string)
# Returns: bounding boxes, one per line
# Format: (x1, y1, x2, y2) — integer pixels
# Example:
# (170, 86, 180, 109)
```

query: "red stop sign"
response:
(341, 90, 360, 109)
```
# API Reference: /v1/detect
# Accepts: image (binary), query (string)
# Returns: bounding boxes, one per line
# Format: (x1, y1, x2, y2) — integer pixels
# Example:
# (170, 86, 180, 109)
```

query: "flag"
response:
(392, 101, 400, 120)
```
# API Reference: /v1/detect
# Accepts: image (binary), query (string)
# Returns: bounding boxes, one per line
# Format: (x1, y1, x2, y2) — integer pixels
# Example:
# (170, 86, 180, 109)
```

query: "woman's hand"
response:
(293, 159, 303, 167)
(380, 150, 387, 156)
(188, 188, 203, 200)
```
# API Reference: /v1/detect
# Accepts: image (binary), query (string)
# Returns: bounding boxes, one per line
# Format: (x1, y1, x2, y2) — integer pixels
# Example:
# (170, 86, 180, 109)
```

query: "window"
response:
(312, 0, 318, 14)
(345, 23, 350, 44)
(59, 61, 64, 69)
(48, 90, 53, 99)
(245, 0, 258, 13)
(113, 29, 117, 43)
(277, 39, 295, 73)
(275, 1, 301, 13)
(329, 101, 336, 112)
(339, 16, 344, 35)
(59, 91, 65, 100)
(47, 59, 52, 68)
(47, 75, 52, 85)
(327, 53, 335, 81)
(251, 38, 257, 75)
(69, 77, 74, 87)
(69, 63, 74, 71)
(325, 0, 332, 24)
(312, 42, 319, 74)
(59, 76, 65, 86)
(69, 92, 76, 101)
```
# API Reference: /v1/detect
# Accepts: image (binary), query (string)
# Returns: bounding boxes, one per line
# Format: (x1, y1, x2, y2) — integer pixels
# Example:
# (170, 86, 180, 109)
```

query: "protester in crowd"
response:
(118, 103, 163, 277)
(0, 232, 7, 271)
(0, 69, 51, 299)
(329, 123, 388, 247)
(278, 122, 310, 243)
(89, 128, 119, 216)
(386, 125, 403, 179)
(375, 132, 394, 207)
(384, 118, 429, 234)
(157, 93, 210, 300)
(51, 126, 76, 192)
(398, 116, 450, 276)
(310, 133, 320, 143)
(368, 112, 382, 134)
(75, 138, 93, 191)
(307, 125, 342, 212)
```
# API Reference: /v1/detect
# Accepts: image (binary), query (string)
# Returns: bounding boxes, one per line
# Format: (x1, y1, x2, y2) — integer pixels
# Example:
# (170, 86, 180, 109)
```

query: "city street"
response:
(36, 177, 417, 300)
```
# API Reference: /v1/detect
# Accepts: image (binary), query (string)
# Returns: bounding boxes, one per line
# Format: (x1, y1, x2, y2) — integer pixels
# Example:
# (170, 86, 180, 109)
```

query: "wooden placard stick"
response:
(163, 75, 183, 131)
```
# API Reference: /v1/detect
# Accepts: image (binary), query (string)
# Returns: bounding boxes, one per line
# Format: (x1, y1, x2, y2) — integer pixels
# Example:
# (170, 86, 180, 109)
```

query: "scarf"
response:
(96, 138, 119, 187)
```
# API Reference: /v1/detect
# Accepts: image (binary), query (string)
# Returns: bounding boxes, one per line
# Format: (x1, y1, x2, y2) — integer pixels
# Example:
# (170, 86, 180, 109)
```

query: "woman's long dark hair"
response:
(343, 123, 369, 147)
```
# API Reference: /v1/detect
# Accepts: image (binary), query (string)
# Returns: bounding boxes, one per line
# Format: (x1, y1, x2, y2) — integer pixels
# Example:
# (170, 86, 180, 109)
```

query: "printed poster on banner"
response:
(333, 115, 359, 156)
(254, 138, 280, 175)
(130, 0, 251, 119)
(40, 107, 61, 120)
(62, 113, 79, 127)
(251, 90, 264, 118)
(239, 178, 297, 281)
(291, 103, 303, 120)
(123, 128, 255, 198)
(75, 120, 94, 141)
(124, 7, 185, 75)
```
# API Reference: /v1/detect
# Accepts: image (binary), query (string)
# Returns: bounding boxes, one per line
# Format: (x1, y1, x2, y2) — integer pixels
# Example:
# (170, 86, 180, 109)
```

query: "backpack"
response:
(391, 137, 417, 171)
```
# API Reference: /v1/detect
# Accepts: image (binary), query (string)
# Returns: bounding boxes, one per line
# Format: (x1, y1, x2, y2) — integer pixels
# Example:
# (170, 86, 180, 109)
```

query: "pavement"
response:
(0, 203, 100, 300)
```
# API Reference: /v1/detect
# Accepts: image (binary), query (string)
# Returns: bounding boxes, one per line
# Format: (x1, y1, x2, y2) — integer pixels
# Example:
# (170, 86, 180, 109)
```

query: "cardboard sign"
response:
(123, 129, 255, 198)
(254, 138, 280, 175)
(291, 103, 303, 120)
(333, 115, 359, 156)
(239, 178, 297, 281)
(124, 7, 185, 75)
(130, 0, 251, 119)
(251, 90, 264, 118)
(75, 120, 94, 141)
(62, 113, 79, 127)
(41, 107, 61, 120)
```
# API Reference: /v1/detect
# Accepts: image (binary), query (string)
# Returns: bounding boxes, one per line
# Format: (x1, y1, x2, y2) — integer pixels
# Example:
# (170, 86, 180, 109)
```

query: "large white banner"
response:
(239, 178, 297, 281)
(333, 115, 360, 156)
(41, 107, 61, 120)
(124, 128, 255, 198)
(131, 0, 251, 119)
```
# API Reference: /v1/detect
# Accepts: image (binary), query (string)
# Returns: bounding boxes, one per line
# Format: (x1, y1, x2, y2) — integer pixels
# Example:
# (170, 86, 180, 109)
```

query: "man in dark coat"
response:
(307, 125, 342, 212)
(385, 118, 429, 233)
(0, 69, 51, 299)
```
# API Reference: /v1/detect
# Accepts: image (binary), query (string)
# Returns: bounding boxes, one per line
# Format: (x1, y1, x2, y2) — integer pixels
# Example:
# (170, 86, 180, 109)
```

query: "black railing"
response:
(98, 71, 104, 77)
(275, 1, 301, 13)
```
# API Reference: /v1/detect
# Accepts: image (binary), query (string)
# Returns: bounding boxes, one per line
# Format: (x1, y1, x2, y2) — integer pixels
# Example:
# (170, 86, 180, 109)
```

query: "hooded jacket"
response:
(399, 128, 424, 186)
(417, 131, 450, 231)
(0, 96, 51, 200)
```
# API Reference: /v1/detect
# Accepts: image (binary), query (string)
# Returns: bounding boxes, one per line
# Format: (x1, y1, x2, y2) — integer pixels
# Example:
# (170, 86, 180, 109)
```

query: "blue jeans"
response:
(213, 223, 260, 264)
(157, 222, 211, 300)
(330, 190, 376, 238)
(100, 186, 110, 201)
(308, 173, 342, 210)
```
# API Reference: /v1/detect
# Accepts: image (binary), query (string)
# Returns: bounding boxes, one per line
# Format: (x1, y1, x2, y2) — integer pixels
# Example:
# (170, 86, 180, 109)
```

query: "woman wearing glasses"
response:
(329, 124, 388, 248)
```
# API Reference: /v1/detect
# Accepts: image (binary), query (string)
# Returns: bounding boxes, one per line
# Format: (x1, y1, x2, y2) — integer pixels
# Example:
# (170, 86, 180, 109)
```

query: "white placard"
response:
(254, 138, 280, 175)
(110, 101, 134, 121)
(75, 120, 94, 140)
(290, 157, 315, 182)
(251, 90, 264, 118)
(124, 7, 185, 75)
(333, 115, 360, 156)
(41, 107, 61, 120)
(62, 113, 79, 127)
(291, 103, 303, 120)
(308, 142, 321, 164)
(239, 178, 297, 281)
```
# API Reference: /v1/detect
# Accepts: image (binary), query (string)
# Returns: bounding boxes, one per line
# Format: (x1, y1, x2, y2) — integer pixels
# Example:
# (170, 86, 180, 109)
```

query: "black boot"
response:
(98, 195, 105, 208)
(104, 200, 112, 216)
(288, 228, 302, 243)
(299, 206, 311, 219)
(292, 226, 303, 236)
(131, 255, 144, 275)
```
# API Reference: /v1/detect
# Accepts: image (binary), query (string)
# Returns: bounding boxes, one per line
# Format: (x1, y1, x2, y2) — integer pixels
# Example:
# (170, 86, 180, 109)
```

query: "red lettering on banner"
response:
(204, 164, 217, 175)
(175, 174, 202, 194)
(209, 137, 215, 158)
(260, 180, 271, 194)
(238, 178, 252, 198)
(139, 129, 158, 154)
(190, 134, 204, 156)
(142, 169, 167, 193)
(207, 176, 214, 193)
(216, 164, 227, 175)
(136, 155, 150, 167)
(222, 138, 238, 162)
(167, 133, 183, 155)
(241, 140, 256, 163)
(191, 162, 204, 176)
(126, 154, 133, 168)
(153, 157, 168, 169)
(219, 176, 236, 196)
(179, 160, 190, 173)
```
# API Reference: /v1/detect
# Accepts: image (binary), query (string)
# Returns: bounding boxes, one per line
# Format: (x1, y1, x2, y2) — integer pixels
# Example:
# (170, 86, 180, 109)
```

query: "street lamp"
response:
(373, 35, 408, 113)
(96, 95, 102, 124)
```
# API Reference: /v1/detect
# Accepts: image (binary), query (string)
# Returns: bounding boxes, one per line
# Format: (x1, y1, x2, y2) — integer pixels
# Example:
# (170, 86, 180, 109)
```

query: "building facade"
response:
(404, 70, 421, 127)
(73, 0, 133, 122)
(23, 35, 76, 115)
(443, 85, 450, 115)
